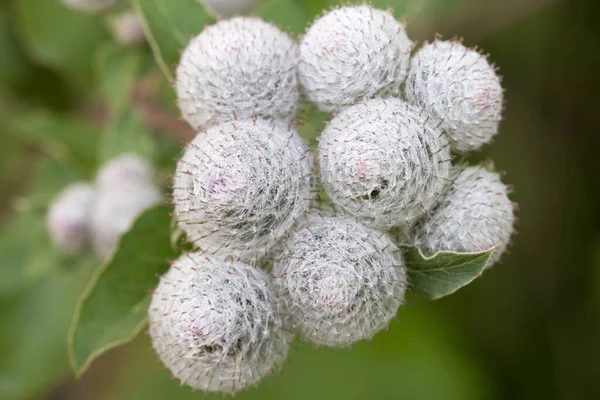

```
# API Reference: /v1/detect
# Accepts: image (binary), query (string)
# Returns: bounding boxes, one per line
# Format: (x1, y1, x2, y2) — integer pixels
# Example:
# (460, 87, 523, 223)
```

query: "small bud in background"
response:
(46, 182, 96, 254)
(201, 0, 257, 17)
(110, 11, 146, 46)
(96, 153, 155, 189)
(61, 0, 118, 14)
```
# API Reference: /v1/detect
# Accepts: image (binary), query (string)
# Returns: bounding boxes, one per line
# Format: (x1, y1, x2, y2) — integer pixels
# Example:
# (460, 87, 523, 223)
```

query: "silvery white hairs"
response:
(176, 17, 300, 130)
(172, 119, 313, 260)
(90, 183, 162, 259)
(201, 0, 257, 17)
(148, 252, 292, 394)
(110, 11, 146, 46)
(96, 153, 155, 189)
(273, 213, 407, 347)
(405, 40, 504, 153)
(61, 0, 118, 13)
(46, 182, 96, 254)
(299, 5, 412, 113)
(319, 97, 450, 229)
(415, 165, 515, 266)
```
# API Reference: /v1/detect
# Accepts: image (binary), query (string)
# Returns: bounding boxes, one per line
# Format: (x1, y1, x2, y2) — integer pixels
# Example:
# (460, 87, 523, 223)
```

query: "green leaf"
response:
(16, 112, 100, 177)
(405, 245, 499, 300)
(14, 0, 108, 85)
(95, 43, 146, 119)
(68, 204, 179, 376)
(99, 108, 157, 164)
(258, 0, 310, 35)
(133, 0, 216, 81)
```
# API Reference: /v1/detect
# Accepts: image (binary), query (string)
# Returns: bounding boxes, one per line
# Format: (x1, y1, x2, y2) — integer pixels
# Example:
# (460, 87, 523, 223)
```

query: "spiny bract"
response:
(172, 120, 313, 260)
(299, 5, 412, 113)
(148, 253, 292, 394)
(273, 213, 407, 347)
(414, 165, 516, 267)
(61, 0, 118, 13)
(46, 182, 96, 254)
(176, 17, 300, 130)
(405, 40, 504, 153)
(96, 153, 155, 189)
(110, 11, 146, 46)
(90, 183, 162, 259)
(319, 97, 450, 229)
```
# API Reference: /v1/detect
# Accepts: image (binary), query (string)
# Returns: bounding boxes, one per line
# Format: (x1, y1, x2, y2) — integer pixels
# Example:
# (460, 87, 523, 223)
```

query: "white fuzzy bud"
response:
(405, 40, 504, 152)
(173, 120, 313, 260)
(110, 11, 146, 46)
(415, 165, 516, 267)
(319, 97, 450, 229)
(176, 17, 300, 130)
(299, 5, 412, 113)
(61, 0, 117, 13)
(96, 154, 155, 189)
(201, 0, 257, 17)
(90, 183, 162, 259)
(273, 214, 407, 347)
(149, 252, 292, 394)
(46, 183, 96, 254)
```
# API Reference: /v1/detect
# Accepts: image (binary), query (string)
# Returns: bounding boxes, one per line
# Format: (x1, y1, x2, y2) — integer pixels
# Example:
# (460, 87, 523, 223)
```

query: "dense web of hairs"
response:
(148, 253, 292, 394)
(414, 166, 516, 267)
(202, 0, 257, 17)
(61, 0, 117, 13)
(111, 11, 145, 46)
(405, 40, 504, 153)
(299, 5, 412, 113)
(46, 182, 95, 254)
(90, 183, 162, 259)
(96, 153, 155, 189)
(273, 214, 407, 347)
(318, 97, 450, 229)
(176, 17, 300, 130)
(172, 120, 313, 260)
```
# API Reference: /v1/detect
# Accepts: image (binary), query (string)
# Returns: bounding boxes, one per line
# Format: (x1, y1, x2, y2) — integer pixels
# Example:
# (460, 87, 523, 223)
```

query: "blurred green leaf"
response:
(69, 204, 178, 376)
(0, 260, 94, 400)
(99, 108, 157, 164)
(95, 43, 146, 119)
(405, 245, 499, 300)
(17, 112, 100, 176)
(259, 0, 310, 35)
(133, 0, 216, 81)
(14, 0, 108, 85)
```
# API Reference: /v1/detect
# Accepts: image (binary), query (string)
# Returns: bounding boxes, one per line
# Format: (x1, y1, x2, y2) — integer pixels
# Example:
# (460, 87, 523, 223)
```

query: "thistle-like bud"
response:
(414, 165, 516, 267)
(176, 17, 300, 130)
(61, 0, 118, 13)
(319, 97, 450, 229)
(299, 5, 412, 113)
(46, 182, 96, 254)
(273, 213, 407, 347)
(96, 154, 155, 189)
(201, 0, 257, 17)
(172, 120, 313, 260)
(148, 252, 292, 394)
(110, 11, 146, 46)
(90, 183, 162, 259)
(405, 40, 504, 152)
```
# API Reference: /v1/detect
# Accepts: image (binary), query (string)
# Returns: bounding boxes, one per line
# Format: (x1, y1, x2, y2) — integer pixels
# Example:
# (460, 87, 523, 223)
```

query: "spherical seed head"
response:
(61, 0, 117, 13)
(176, 17, 300, 130)
(90, 183, 162, 259)
(405, 40, 504, 153)
(111, 11, 146, 46)
(299, 5, 412, 113)
(415, 165, 516, 267)
(148, 253, 292, 394)
(96, 154, 155, 189)
(172, 120, 313, 260)
(201, 0, 258, 17)
(273, 214, 407, 347)
(46, 182, 95, 254)
(319, 97, 450, 229)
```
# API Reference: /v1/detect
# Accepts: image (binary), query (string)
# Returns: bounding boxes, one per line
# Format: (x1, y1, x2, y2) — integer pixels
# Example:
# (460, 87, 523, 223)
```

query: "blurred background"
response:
(1, 0, 599, 399)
